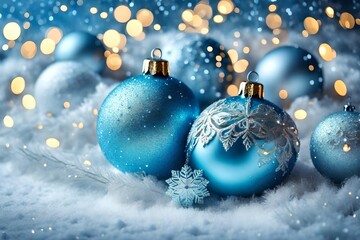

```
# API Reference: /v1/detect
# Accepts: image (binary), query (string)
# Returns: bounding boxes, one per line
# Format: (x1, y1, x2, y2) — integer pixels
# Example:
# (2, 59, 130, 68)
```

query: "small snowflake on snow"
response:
(166, 165, 210, 208)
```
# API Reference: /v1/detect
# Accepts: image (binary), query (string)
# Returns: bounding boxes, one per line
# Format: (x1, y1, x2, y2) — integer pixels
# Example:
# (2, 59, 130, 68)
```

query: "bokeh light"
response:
(3, 22, 21, 40)
(21, 41, 37, 59)
(22, 94, 36, 110)
(126, 19, 143, 37)
(114, 5, 131, 23)
(334, 80, 347, 96)
(11, 77, 26, 95)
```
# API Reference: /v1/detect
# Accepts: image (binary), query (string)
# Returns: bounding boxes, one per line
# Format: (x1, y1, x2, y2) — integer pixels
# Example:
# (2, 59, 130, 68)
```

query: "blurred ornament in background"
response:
(255, 46, 324, 108)
(187, 71, 299, 196)
(163, 35, 234, 109)
(34, 61, 100, 116)
(310, 99, 360, 183)
(55, 31, 106, 73)
(97, 48, 199, 179)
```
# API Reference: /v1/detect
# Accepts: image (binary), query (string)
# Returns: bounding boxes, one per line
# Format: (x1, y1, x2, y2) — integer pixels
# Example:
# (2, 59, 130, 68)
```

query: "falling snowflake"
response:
(166, 165, 210, 208)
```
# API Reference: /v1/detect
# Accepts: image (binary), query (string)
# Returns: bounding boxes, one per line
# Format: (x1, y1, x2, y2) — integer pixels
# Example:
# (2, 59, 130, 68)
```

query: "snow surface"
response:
(1, 29, 360, 239)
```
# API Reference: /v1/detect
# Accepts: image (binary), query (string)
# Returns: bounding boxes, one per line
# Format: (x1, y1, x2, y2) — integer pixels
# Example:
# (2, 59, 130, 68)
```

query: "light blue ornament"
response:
(310, 101, 360, 183)
(55, 31, 105, 73)
(97, 49, 199, 179)
(164, 35, 234, 110)
(186, 71, 300, 196)
(255, 46, 323, 108)
(34, 61, 100, 116)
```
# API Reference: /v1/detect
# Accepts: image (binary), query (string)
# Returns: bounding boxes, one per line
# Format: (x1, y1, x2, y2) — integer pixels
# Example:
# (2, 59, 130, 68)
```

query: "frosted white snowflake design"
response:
(187, 98, 299, 173)
(166, 165, 210, 208)
(327, 127, 359, 149)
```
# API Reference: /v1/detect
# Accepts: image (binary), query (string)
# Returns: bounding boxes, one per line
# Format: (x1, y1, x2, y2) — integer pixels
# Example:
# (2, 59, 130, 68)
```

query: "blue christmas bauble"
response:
(255, 46, 323, 108)
(310, 104, 360, 183)
(186, 73, 299, 196)
(55, 31, 105, 73)
(34, 61, 100, 116)
(164, 35, 234, 110)
(97, 51, 199, 179)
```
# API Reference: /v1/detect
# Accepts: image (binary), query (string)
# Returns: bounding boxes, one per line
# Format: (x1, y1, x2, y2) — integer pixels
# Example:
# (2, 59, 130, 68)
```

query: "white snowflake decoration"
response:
(166, 165, 210, 208)
(187, 98, 299, 173)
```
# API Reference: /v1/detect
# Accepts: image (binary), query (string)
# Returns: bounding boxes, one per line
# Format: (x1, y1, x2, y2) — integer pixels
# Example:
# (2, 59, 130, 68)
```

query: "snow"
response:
(1, 29, 360, 239)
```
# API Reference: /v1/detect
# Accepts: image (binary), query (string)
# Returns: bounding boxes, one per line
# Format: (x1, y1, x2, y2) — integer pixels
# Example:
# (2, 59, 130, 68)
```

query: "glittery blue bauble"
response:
(310, 110, 360, 183)
(186, 96, 299, 196)
(255, 46, 323, 108)
(55, 31, 105, 73)
(164, 36, 234, 109)
(97, 74, 199, 179)
(34, 61, 100, 116)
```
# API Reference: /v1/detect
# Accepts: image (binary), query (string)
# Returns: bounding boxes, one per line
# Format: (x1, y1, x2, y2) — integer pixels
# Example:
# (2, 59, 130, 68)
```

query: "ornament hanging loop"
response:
(247, 71, 259, 82)
(151, 48, 162, 60)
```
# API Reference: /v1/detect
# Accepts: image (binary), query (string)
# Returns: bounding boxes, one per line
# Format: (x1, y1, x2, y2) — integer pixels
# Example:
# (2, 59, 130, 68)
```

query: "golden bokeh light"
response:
(325, 7, 334, 18)
(40, 38, 56, 55)
(213, 15, 224, 23)
(182, 10, 194, 22)
(100, 12, 108, 19)
(63, 101, 71, 109)
(3, 115, 14, 128)
(21, 41, 37, 59)
(46, 138, 60, 148)
(272, 37, 280, 44)
(304, 17, 319, 34)
(339, 12, 355, 29)
(227, 84, 238, 96)
(11, 76, 26, 95)
(90, 7, 98, 14)
(268, 4, 277, 12)
(194, 2, 213, 19)
(106, 53, 122, 71)
(227, 49, 238, 63)
(126, 19, 143, 37)
(233, 59, 249, 73)
(308, 65, 315, 71)
(178, 23, 186, 31)
(154, 24, 161, 31)
(343, 144, 351, 152)
(23, 21, 30, 29)
(218, 0, 234, 15)
(60, 5, 68, 12)
(318, 43, 334, 61)
(266, 13, 282, 29)
(136, 9, 154, 27)
(22, 94, 36, 110)
(294, 109, 307, 120)
(3, 22, 21, 40)
(103, 29, 121, 48)
(118, 34, 127, 49)
(114, 5, 131, 23)
(243, 47, 250, 54)
(334, 80, 347, 96)
(46, 27, 63, 44)
(302, 30, 309, 38)
(279, 89, 288, 99)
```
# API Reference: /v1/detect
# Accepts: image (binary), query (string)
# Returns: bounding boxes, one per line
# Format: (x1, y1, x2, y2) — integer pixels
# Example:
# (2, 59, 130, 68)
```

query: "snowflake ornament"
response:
(166, 165, 210, 208)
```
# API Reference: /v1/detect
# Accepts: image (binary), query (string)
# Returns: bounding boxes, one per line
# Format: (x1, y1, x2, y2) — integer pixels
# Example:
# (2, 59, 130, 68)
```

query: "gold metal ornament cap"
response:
(238, 71, 264, 99)
(142, 48, 170, 77)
